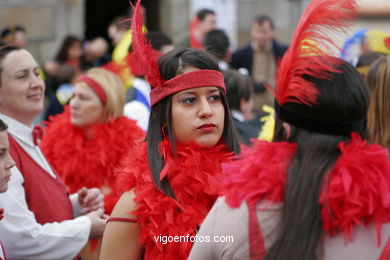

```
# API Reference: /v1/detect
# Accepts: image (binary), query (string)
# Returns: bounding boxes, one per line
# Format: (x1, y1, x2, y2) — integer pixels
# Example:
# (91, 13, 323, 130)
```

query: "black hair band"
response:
(275, 102, 367, 136)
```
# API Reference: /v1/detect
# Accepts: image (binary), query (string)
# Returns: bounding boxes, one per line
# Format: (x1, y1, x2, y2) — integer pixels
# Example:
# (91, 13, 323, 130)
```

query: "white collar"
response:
(0, 113, 35, 147)
(231, 110, 245, 122)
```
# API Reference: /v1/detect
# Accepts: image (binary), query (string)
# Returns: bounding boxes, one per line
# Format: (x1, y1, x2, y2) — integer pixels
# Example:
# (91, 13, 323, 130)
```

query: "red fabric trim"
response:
(150, 70, 225, 106)
(248, 199, 265, 260)
(379, 236, 390, 260)
(0, 241, 7, 260)
(107, 217, 137, 223)
(76, 75, 107, 105)
(40, 107, 145, 214)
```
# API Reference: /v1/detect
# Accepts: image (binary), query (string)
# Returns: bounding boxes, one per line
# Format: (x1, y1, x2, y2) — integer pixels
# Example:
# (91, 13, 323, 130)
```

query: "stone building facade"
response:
(1, 0, 389, 64)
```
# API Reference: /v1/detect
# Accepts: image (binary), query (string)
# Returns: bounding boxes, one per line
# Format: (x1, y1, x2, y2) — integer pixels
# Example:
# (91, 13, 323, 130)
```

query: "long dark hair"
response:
(54, 35, 81, 63)
(266, 61, 369, 260)
(0, 45, 22, 86)
(146, 48, 240, 197)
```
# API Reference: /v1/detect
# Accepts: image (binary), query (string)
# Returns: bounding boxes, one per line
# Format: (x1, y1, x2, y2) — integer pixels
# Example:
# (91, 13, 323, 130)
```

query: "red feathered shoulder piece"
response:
(222, 134, 390, 244)
(116, 139, 233, 259)
(40, 107, 145, 214)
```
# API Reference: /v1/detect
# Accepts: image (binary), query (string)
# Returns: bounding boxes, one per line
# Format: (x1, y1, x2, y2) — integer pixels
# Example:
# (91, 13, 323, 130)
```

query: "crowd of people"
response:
(0, 0, 390, 259)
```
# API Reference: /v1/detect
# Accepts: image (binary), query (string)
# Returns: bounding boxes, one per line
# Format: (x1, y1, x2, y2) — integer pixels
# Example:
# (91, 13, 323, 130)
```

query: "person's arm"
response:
(0, 167, 91, 260)
(100, 189, 141, 260)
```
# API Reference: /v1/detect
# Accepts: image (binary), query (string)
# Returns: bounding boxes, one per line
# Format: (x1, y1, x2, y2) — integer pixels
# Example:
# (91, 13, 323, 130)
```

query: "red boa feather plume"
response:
(130, 0, 163, 88)
(222, 134, 390, 245)
(276, 0, 357, 105)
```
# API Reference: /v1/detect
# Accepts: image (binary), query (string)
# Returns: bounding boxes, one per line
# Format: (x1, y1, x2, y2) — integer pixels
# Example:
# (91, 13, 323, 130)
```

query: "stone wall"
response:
(0, 0, 84, 63)
(1, 0, 389, 64)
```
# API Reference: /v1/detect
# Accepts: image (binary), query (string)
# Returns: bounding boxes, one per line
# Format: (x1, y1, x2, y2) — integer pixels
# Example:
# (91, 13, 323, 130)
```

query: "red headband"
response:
(75, 75, 107, 105)
(150, 70, 225, 106)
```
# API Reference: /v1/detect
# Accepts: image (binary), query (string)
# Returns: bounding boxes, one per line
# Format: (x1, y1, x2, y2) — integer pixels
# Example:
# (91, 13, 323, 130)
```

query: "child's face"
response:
(0, 131, 15, 192)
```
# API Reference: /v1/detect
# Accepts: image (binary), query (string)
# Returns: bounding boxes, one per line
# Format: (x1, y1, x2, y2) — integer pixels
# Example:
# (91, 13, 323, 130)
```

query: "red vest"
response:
(8, 134, 73, 224)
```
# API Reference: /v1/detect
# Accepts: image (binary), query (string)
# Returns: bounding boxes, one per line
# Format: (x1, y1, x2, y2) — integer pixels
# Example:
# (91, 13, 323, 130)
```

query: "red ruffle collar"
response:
(222, 133, 390, 244)
(116, 139, 233, 259)
(40, 107, 145, 213)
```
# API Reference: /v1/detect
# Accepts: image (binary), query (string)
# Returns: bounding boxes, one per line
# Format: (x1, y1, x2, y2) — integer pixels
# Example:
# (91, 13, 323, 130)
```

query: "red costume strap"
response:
(106, 217, 137, 223)
(379, 236, 390, 260)
(248, 199, 265, 260)
(76, 75, 107, 105)
(150, 70, 225, 106)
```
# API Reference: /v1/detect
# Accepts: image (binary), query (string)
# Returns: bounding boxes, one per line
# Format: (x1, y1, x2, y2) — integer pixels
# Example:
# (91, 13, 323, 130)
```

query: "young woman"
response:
(0, 119, 16, 260)
(366, 56, 390, 151)
(189, 0, 390, 259)
(41, 67, 145, 215)
(100, 2, 240, 259)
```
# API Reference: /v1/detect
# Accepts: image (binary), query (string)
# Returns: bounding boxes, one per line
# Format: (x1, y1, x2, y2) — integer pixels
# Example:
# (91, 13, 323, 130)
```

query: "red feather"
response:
(222, 135, 390, 245)
(276, 0, 357, 105)
(131, 0, 163, 88)
(115, 140, 233, 259)
(385, 37, 390, 50)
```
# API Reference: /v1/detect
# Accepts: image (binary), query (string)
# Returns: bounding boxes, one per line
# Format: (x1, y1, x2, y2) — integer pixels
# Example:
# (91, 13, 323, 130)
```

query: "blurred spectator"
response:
(146, 31, 174, 55)
(182, 9, 217, 49)
(204, 29, 230, 70)
(108, 16, 129, 47)
(366, 56, 390, 151)
(1, 25, 27, 48)
(224, 69, 263, 146)
(230, 15, 287, 112)
(355, 51, 385, 78)
(81, 37, 110, 71)
(44, 65, 77, 121)
(44, 35, 83, 96)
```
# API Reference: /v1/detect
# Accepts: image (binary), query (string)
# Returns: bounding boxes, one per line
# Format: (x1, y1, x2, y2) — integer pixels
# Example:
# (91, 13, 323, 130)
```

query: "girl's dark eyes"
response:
(180, 97, 196, 104)
(210, 94, 221, 102)
(179, 94, 221, 104)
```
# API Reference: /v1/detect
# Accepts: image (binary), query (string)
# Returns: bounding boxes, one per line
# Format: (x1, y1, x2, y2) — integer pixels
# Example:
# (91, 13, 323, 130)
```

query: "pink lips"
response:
(198, 123, 216, 133)
(27, 93, 42, 100)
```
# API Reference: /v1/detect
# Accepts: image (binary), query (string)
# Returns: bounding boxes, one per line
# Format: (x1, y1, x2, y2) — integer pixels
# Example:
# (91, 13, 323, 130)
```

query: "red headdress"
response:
(273, 0, 365, 136)
(130, 0, 225, 106)
(75, 74, 107, 105)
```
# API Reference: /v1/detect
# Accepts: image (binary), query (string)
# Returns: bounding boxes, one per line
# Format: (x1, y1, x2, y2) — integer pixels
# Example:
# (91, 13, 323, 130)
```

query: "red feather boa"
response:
(223, 133, 390, 245)
(40, 107, 145, 214)
(116, 139, 233, 259)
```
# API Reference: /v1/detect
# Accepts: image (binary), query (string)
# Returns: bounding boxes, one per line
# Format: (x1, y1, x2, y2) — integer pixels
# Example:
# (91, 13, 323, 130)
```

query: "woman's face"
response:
(0, 50, 45, 124)
(0, 130, 15, 193)
(68, 41, 82, 60)
(171, 86, 225, 147)
(70, 82, 104, 127)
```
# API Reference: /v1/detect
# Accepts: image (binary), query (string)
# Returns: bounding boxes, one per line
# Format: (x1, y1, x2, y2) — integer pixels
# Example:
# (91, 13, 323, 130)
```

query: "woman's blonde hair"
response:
(366, 56, 390, 150)
(85, 67, 125, 122)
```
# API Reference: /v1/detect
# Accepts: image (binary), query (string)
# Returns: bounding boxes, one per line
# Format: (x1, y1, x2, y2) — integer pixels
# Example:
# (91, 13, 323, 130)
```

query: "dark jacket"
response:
(230, 40, 288, 92)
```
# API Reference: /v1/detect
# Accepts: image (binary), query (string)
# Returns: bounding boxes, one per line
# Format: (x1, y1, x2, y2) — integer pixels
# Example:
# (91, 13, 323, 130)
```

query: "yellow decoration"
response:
(258, 105, 275, 142)
(366, 30, 390, 55)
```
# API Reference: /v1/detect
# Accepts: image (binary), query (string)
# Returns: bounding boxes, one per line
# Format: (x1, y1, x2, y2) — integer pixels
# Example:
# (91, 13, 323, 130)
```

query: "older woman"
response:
(0, 45, 106, 260)
(41, 67, 145, 215)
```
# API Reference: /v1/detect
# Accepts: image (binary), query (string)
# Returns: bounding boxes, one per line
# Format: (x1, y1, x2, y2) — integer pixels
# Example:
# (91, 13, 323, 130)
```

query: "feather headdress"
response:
(130, 0, 225, 106)
(275, 0, 357, 106)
